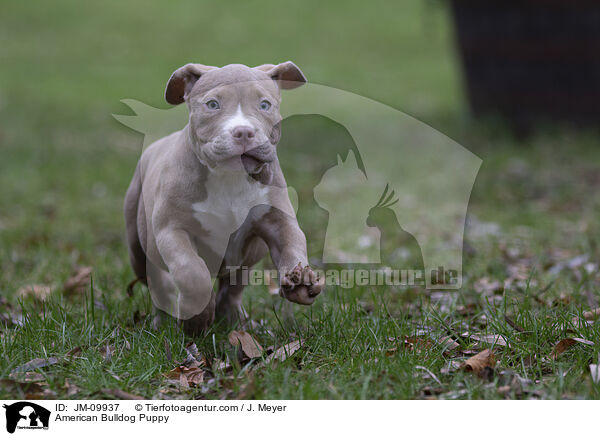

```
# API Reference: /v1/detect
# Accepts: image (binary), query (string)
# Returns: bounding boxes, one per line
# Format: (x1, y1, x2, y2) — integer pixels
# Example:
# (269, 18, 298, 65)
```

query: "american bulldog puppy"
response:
(124, 62, 323, 334)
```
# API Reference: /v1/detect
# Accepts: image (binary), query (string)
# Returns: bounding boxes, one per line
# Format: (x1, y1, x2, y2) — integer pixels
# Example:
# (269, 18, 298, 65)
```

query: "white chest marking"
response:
(192, 171, 269, 250)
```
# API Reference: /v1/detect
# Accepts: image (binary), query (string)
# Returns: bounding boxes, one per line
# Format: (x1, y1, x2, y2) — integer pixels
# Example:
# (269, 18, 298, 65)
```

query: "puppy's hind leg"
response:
(147, 265, 216, 336)
(216, 237, 268, 326)
(124, 163, 147, 285)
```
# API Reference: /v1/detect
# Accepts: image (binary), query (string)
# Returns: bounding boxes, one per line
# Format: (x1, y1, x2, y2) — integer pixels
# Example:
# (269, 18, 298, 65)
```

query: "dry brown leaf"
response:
(583, 308, 600, 320)
(504, 315, 525, 333)
(179, 372, 189, 389)
(65, 346, 83, 359)
(228, 331, 263, 359)
(265, 340, 302, 364)
(164, 365, 205, 387)
(11, 357, 59, 374)
(10, 371, 45, 382)
(579, 308, 600, 322)
(99, 344, 116, 362)
(549, 337, 594, 360)
(467, 333, 508, 348)
(440, 360, 462, 375)
(65, 379, 80, 396)
(100, 388, 145, 400)
(63, 266, 93, 295)
(212, 358, 233, 372)
(185, 342, 199, 357)
(403, 336, 433, 353)
(438, 335, 460, 352)
(182, 341, 207, 367)
(463, 349, 496, 375)
(17, 284, 52, 301)
(0, 379, 46, 399)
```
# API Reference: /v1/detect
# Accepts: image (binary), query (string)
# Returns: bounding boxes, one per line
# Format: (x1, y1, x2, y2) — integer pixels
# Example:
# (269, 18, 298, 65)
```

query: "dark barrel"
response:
(450, 0, 600, 131)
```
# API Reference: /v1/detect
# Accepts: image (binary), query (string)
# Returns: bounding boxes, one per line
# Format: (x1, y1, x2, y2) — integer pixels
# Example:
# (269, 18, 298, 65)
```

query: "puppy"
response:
(124, 62, 323, 334)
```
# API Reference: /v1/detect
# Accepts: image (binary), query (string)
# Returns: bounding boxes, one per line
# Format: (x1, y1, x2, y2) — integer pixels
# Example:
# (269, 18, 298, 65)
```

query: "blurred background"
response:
(1, 0, 599, 297)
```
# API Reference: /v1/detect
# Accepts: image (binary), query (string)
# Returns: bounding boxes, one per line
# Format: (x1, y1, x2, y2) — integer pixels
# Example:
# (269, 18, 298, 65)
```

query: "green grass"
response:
(1, 0, 600, 399)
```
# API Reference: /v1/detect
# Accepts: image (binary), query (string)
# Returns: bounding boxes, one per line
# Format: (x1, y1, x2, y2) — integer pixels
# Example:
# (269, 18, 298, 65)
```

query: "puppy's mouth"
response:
(241, 153, 270, 174)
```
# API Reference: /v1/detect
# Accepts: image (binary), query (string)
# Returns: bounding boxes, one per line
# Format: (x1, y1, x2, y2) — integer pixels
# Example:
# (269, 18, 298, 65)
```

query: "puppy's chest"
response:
(191, 172, 269, 235)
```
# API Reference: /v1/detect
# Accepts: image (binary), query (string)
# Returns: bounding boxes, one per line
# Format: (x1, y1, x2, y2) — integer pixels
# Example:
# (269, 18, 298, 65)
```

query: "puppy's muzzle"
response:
(232, 126, 256, 151)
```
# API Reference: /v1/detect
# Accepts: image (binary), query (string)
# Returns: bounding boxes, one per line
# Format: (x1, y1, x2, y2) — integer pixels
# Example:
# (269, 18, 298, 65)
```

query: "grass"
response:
(1, 0, 600, 399)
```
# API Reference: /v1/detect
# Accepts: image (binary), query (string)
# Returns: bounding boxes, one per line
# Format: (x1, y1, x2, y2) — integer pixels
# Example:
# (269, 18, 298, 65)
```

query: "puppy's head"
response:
(165, 62, 306, 176)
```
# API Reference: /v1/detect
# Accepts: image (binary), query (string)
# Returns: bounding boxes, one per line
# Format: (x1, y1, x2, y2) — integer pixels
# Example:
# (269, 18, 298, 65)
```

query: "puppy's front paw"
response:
(279, 263, 323, 305)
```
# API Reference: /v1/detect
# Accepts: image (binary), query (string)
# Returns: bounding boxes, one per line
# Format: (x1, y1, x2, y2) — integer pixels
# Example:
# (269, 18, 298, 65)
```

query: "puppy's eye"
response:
(259, 100, 271, 111)
(205, 99, 220, 110)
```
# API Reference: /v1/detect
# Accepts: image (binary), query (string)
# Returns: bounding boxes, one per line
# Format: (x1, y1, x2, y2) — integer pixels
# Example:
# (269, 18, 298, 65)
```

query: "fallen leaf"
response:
(164, 365, 205, 387)
(463, 349, 496, 376)
(440, 360, 462, 375)
(549, 338, 594, 360)
(402, 336, 433, 353)
(0, 379, 46, 399)
(228, 331, 263, 359)
(11, 357, 59, 374)
(582, 308, 600, 321)
(17, 284, 52, 301)
(504, 315, 525, 333)
(212, 358, 233, 372)
(179, 372, 189, 389)
(185, 342, 199, 357)
(99, 344, 116, 362)
(63, 266, 93, 295)
(100, 388, 145, 400)
(10, 372, 45, 382)
(466, 333, 508, 348)
(65, 379, 80, 396)
(437, 336, 460, 353)
(265, 340, 302, 364)
(497, 369, 533, 397)
(66, 346, 83, 359)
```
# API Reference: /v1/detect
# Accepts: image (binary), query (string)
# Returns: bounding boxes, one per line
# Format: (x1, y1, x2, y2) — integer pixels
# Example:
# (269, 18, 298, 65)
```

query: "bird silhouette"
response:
(366, 184, 424, 272)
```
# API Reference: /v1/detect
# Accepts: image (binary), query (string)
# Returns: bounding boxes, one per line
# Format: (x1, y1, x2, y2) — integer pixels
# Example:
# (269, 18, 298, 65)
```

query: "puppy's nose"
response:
(232, 126, 255, 146)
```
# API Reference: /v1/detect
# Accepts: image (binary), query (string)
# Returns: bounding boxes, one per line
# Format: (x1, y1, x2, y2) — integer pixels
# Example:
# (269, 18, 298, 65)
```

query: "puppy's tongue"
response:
(241, 154, 266, 174)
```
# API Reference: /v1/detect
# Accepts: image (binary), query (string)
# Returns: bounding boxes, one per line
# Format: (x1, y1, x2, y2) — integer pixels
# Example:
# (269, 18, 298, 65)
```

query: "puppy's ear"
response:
(255, 61, 307, 90)
(165, 63, 216, 105)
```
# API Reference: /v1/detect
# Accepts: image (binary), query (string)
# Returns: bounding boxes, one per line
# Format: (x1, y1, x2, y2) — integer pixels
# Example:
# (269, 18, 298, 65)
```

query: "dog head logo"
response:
(3, 402, 50, 433)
